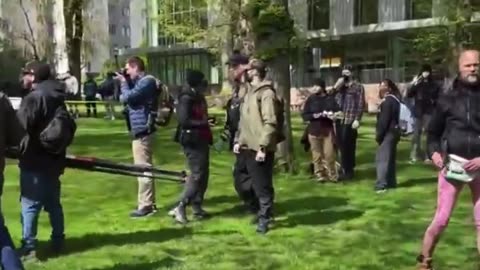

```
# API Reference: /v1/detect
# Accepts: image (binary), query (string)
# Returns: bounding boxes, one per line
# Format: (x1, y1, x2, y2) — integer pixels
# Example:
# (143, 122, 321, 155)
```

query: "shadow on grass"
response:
(87, 257, 182, 270)
(276, 209, 364, 228)
(398, 176, 437, 188)
(37, 228, 192, 259)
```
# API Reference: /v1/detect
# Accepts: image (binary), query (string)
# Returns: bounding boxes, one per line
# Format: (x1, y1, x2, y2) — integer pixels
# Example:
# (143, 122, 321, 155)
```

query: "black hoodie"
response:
(17, 79, 67, 174)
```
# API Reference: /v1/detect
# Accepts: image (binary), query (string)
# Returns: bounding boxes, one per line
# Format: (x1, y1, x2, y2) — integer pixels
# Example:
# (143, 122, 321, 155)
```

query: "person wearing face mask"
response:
(407, 64, 441, 164)
(416, 50, 480, 270)
(374, 79, 401, 193)
(302, 78, 341, 183)
(170, 70, 213, 224)
(116, 56, 159, 218)
(234, 59, 281, 234)
(333, 65, 365, 181)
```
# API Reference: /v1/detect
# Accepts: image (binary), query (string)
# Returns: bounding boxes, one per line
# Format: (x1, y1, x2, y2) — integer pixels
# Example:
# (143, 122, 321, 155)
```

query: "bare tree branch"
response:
(18, 0, 40, 60)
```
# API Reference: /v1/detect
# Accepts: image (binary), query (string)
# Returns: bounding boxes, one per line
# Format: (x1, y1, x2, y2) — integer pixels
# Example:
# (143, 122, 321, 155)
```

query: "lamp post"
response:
(113, 47, 120, 69)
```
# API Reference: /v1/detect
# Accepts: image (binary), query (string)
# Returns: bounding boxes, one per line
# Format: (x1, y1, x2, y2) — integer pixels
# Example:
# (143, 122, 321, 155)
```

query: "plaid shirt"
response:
(335, 82, 365, 125)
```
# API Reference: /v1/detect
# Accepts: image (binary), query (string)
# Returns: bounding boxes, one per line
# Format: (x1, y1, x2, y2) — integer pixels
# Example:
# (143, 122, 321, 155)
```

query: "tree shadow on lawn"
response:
(36, 227, 192, 260)
(397, 176, 437, 188)
(214, 195, 364, 227)
(87, 257, 182, 270)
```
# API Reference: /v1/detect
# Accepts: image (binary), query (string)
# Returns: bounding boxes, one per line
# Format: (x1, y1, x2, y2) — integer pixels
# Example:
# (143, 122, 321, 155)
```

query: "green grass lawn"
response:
(3, 112, 479, 270)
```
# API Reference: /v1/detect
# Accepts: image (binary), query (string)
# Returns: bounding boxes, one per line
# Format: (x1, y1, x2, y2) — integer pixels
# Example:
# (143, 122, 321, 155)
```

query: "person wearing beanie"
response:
(407, 63, 441, 164)
(16, 62, 69, 260)
(170, 69, 213, 224)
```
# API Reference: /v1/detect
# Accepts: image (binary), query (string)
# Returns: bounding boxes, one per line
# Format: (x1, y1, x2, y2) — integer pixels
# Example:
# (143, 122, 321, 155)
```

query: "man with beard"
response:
(417, 50, 480, 269)
(234, 59, 281, 234)
(16, 63, 71, 260)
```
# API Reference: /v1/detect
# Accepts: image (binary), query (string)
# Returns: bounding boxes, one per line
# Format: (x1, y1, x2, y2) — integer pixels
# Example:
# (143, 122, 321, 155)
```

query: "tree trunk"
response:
(52, 0, 70, 75)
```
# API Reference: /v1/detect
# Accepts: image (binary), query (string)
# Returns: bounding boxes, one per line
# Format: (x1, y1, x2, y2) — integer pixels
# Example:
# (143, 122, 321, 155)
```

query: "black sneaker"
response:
(17, 247, 38, 262)
(129, 206, 156, 218)
(50, 240, 65, 256)
(193, 209, 211, 221)
(256, 219, 270, 234)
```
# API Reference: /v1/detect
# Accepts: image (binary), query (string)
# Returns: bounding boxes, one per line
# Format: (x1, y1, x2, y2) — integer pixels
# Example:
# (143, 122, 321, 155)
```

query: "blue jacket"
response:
(120, 74, 158, 138)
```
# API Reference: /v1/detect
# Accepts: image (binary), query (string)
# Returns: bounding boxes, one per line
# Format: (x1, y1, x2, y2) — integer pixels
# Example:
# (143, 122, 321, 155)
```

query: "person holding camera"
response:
(170, 70, 212, 224)
(116, 56, 159, 218)
(333, 65, 365, 181)
(407, 64, 441, 164)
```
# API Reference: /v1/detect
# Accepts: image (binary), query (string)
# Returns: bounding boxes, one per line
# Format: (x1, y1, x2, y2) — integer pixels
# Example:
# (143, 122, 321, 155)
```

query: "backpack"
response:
(155, 82, 174, 126)
(386, 94, 415, 136)
(39, 105, 77, 154)
(256, 85, 286, 144)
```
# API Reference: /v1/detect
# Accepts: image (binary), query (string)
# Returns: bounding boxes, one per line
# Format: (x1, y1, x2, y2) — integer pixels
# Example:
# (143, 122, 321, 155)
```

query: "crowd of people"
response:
(0, 49, 480, 269)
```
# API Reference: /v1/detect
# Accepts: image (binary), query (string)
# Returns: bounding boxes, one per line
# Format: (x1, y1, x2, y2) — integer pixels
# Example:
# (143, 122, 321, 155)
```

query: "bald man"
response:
(417, 49, 480, 270)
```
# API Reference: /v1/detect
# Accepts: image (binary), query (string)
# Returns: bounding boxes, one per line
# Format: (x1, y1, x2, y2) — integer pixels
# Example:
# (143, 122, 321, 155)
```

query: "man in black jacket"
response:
(417, 50, 480, 269)
(16, 63, 67, 260)
(407, 64, 440, 163)
(0, 93, 25, 269)
(170, 70, 213, 224)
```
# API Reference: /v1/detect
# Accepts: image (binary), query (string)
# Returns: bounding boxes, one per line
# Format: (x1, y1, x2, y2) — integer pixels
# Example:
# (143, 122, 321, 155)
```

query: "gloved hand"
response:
(351, 120, 360, 129)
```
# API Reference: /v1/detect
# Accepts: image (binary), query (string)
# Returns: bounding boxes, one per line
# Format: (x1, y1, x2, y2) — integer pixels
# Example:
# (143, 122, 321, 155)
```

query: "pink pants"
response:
(421, 171, 480, 257)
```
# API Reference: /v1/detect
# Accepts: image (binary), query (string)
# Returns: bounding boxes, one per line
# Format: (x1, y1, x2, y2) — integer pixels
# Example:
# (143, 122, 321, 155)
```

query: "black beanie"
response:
(186, 69, 205, 88)
(33, 63, 52, 83)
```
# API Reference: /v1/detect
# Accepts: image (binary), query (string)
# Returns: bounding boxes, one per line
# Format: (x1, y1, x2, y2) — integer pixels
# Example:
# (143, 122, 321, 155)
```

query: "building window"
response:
(307, 0, 330, 30)
(122, 26, 131, 37)
(122, 7, 130, 16)
(354, 0, 378, 26)
(405, 0, 432, 20)
(109, 24, 116, 35)
(472, 0, 480, 12)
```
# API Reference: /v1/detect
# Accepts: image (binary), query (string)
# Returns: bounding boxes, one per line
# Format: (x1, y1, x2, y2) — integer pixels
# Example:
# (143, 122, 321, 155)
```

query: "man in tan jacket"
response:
(234, 59, 279, 234)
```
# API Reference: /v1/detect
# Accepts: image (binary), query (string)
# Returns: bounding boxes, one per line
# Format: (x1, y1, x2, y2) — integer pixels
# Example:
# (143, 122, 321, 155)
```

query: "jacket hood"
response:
(35, 80, 66, 98)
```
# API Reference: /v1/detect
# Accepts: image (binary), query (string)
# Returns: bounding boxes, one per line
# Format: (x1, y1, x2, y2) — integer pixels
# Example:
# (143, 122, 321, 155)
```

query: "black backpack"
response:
(39, 105, 77, 155)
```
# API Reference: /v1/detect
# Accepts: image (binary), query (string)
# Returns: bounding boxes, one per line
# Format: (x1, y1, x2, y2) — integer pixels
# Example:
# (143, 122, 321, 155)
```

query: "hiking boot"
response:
(192, 205, 211, 220)
(17, 247, 38, 262)
(416, 255, 434, 270)
(170, 203, 188, 225)
(256, 218, 270, 234)
(130, 206, 156, 218)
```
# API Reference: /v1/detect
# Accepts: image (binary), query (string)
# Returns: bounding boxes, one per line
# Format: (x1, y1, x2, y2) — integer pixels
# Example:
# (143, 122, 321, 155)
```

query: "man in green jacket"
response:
(234, 59, 279, 234)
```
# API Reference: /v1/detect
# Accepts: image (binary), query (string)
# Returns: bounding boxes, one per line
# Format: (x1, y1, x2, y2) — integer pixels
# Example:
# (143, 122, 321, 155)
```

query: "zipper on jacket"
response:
(467, 96, 472, 157)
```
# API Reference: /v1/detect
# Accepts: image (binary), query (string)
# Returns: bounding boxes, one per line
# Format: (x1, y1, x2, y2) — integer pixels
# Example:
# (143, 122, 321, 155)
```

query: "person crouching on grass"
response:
(302, 78, 341, 183)
(374, 79, 401, 193)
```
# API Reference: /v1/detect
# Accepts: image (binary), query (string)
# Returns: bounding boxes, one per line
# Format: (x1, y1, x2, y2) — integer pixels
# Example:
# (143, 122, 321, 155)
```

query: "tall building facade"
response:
(289, 0, 480, 86)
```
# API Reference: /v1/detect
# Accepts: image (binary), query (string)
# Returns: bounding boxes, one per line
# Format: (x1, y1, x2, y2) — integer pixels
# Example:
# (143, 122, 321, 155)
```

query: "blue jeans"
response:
(20, 170, 64, 250)
(0, 203, 24, 269)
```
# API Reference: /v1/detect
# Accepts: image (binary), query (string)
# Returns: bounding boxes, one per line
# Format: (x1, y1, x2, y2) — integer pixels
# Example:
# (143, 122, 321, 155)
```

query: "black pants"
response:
(375, 131, 400, 190)
(85, 96, 97, 117)
(244, 150, 275, 220)
(233, 151, 258, 213)
(336, 122, 358, 176)
(180, 144, 210, 210)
